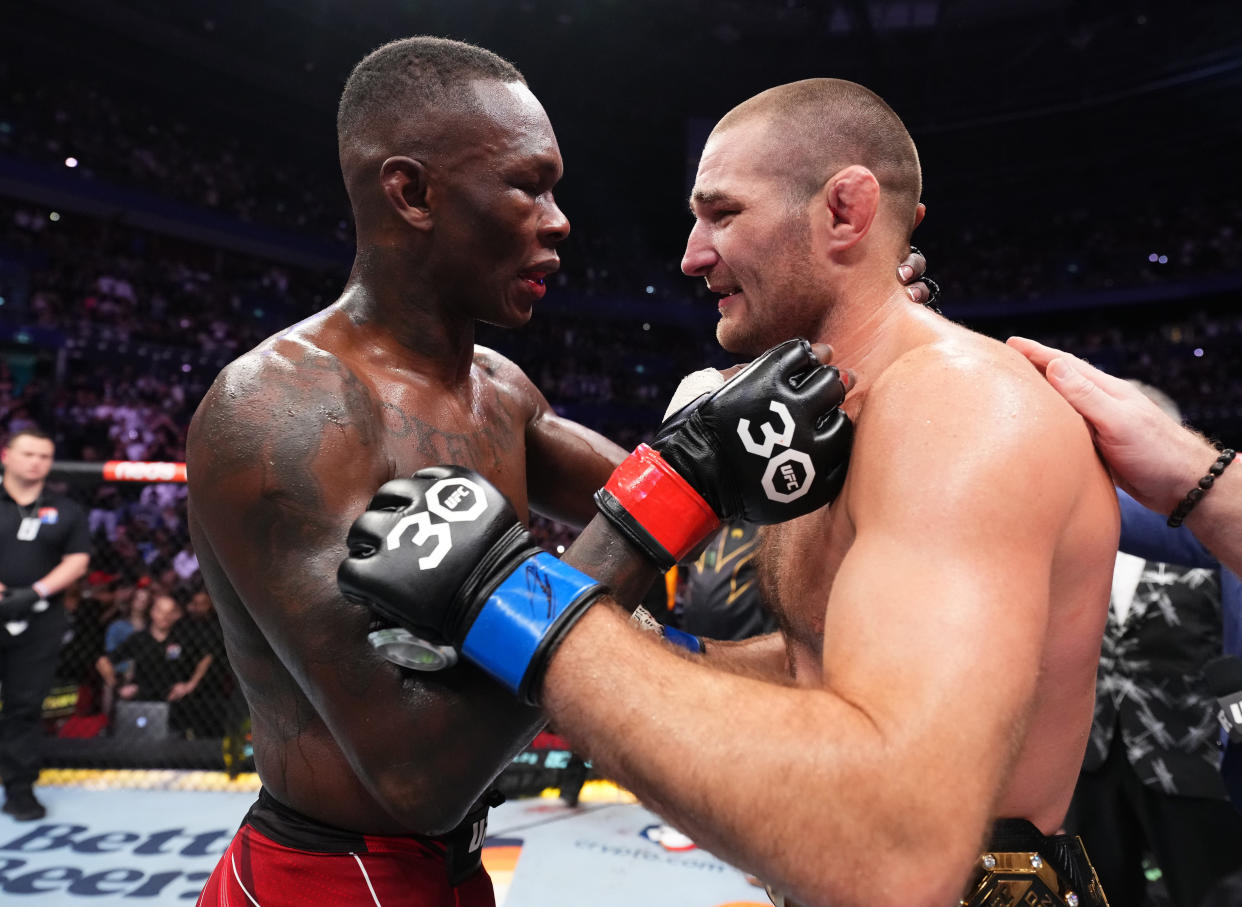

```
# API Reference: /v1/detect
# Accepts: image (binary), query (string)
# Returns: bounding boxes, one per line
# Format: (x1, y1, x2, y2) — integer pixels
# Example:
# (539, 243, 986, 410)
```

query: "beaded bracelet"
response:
(1167, 447, 1236, 528)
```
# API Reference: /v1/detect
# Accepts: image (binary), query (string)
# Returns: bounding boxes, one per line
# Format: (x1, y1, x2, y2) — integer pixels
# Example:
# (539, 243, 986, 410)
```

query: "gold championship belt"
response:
(764, 821, 1109, 907)
(961, 841, 1109, 907)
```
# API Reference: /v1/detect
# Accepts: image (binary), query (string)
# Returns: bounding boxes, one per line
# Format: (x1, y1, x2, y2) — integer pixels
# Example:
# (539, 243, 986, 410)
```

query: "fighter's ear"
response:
(380, 156, 433, 232)
(821, 165, 879, 252)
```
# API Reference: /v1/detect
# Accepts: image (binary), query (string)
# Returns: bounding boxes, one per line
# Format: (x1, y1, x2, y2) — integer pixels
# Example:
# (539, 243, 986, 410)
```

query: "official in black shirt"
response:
(0, 429, 91, 821)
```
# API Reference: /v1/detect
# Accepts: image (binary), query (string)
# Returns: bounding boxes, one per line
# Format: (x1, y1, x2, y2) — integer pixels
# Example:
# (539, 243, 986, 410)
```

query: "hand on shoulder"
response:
(1006, 336, 1217, 513)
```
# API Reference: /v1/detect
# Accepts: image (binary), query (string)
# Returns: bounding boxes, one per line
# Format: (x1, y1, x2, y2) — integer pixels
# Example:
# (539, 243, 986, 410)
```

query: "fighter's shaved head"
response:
(714, 78, 922, 235)
(337, 36, 524, 162)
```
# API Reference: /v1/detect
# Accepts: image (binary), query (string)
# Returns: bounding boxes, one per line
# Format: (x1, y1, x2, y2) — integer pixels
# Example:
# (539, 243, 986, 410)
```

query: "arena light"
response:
(645, 285, 655, 294)
(65, 156, 78, 168)
(49, 211, 60, 222)
(1194, 348, 1205, 358)
(1148, 253, 1158, 262)
(642, 322, 651, 331)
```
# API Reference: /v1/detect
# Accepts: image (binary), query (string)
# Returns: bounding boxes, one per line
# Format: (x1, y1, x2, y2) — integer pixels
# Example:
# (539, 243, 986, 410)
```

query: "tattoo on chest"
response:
(385, 402, 520, 474)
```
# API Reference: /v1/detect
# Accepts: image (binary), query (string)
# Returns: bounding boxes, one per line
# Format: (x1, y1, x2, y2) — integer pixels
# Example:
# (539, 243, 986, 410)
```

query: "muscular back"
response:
(187, 304, 616, 834)
(759, 310, 1118, 835)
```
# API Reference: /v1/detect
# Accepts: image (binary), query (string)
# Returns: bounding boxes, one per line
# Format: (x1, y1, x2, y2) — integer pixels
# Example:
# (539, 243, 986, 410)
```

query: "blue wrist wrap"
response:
(461, 552, 603, 701)
(660, 625, 704, 654)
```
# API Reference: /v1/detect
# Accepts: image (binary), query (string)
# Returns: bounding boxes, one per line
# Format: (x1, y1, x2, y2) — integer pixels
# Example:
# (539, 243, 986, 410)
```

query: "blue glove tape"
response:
(661, 625, 704, 654)
(462, 552, 602, 696)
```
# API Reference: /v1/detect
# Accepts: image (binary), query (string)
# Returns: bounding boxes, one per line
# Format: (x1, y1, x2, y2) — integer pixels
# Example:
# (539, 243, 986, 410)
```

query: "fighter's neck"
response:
(812, 288, 932, 399)
(334, 281, 477, 385)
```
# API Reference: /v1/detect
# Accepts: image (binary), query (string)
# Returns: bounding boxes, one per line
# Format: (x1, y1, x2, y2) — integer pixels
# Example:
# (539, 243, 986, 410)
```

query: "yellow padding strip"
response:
(38, 769, 262, 792)
(539, 779, 636, 804)
(38, 770, 634, 802)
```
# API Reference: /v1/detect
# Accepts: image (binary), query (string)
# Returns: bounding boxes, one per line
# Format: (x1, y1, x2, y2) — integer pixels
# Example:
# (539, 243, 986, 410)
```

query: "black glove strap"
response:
(593, 488, 678, 571)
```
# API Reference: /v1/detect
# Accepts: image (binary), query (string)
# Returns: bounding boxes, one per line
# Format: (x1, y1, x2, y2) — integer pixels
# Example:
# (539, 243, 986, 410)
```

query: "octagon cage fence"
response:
(18, 459, 588, 802)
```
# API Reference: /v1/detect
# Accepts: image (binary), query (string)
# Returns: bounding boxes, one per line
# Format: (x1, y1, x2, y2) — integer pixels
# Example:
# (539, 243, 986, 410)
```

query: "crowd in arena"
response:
(1, 75, 1241, 751)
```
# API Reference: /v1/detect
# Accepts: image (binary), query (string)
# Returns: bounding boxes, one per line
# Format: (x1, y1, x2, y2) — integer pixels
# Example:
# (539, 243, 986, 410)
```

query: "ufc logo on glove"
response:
(384, 476, 489, 569)
(339, 341, 856, 706)
(594, 339, 854, 570)
(736, 401, 817, 504)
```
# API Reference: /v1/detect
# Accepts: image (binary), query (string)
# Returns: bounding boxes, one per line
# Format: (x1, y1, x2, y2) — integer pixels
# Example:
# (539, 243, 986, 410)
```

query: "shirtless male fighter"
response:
(184, 38, 627, 904)
(342, 79, 1122, 907)
(186, 40, 885, 905)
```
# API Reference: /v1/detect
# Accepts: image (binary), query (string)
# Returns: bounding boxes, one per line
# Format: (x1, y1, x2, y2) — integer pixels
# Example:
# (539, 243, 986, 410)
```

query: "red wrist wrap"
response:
(602, 444, 719, 563)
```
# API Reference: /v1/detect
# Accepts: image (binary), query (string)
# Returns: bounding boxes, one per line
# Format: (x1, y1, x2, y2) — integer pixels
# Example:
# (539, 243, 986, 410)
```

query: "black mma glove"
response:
(0, 587, 44, 622)
(339, 466, 607, 705)
(594, 338, 853, 568)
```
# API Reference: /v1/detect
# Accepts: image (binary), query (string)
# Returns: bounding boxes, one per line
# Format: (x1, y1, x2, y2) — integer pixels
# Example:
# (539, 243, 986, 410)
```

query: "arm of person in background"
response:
(1009, 336, 1242, 577)
(1224, 571, 1242, 662)
(1117, 490, 1218, 567)
(0, 551, 90, 619)
(95, 653, 118, 690)
(95, 641, 139, 700)
(1117, 487, 1242, 663)
(33, 552, 91, 598)
(168, 652, 213, 702)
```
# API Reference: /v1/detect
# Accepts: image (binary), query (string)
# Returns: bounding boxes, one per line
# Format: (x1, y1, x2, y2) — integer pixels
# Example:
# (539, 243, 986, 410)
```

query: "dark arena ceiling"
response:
(6, 0, 1242, 262)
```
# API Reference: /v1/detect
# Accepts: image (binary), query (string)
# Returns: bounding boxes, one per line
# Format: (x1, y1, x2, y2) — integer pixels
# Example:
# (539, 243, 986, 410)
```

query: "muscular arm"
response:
(522, 374, 628, 528)
(187, 348, 543, 833)
(540, 351, 1096, 907)
(696, 632, 790, 681)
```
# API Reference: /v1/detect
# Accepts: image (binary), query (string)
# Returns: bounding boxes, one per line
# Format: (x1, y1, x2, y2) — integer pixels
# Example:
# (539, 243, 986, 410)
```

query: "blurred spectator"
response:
(95, 591, 216, 738)
(103, 580, 153, 653)
(170, 585, 230, 737)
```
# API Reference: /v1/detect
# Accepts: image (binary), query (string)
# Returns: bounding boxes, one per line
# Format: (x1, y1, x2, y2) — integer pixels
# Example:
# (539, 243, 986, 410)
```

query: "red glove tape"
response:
(601, 444, 720, 563)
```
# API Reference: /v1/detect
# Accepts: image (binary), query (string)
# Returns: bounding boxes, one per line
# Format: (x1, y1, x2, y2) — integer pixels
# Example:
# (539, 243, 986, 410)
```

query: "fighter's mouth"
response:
(712, 285, 743, 300)
(519, 262, 559, 285)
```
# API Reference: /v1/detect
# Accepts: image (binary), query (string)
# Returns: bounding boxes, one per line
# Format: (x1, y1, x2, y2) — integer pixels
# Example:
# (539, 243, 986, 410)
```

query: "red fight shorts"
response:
(196, 790, 496, 907)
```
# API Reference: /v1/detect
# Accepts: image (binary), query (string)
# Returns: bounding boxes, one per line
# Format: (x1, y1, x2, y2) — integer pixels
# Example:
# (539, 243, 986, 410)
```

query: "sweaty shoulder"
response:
(473, 344, 544, 416)
(849, 328, 1106, 531)
(187, 319, 382, 498)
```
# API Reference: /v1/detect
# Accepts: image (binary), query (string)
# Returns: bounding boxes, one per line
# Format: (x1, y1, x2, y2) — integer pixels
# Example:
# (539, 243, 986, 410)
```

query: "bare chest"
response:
(371, 382, 531, 515)
(757, 502, 855, 678)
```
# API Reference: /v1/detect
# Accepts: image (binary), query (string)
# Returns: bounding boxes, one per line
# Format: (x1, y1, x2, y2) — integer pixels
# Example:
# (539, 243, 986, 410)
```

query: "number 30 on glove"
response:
(338, 466, 607, 705)
(595, 338, 853, 569)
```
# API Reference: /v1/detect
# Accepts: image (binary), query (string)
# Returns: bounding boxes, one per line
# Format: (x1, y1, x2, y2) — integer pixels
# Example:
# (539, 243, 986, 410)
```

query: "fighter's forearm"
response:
(699, 632, 793, 683)
(539, 603, 972, 907)
(565, 514, 664, 610)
